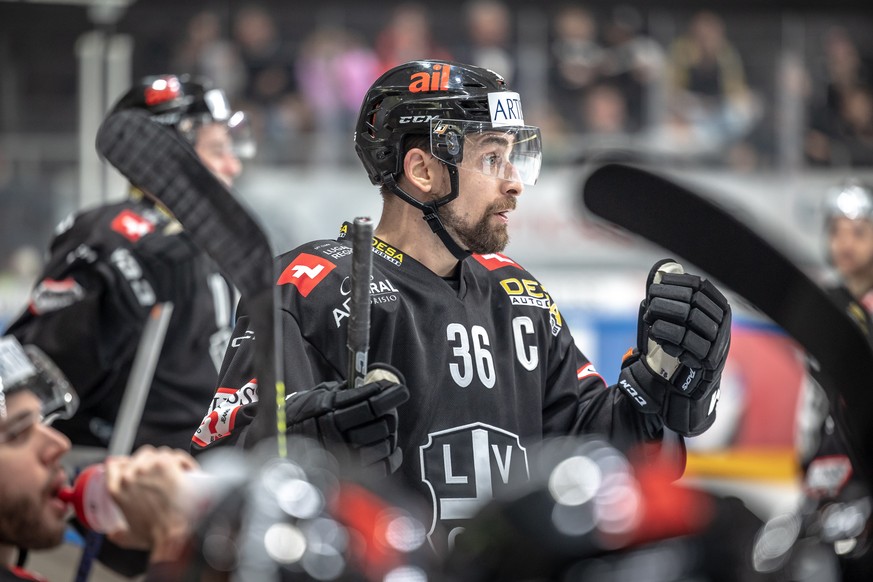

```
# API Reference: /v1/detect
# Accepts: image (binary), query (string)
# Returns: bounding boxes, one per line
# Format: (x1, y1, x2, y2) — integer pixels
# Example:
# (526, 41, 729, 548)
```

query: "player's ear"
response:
(403, 147, 444, 195)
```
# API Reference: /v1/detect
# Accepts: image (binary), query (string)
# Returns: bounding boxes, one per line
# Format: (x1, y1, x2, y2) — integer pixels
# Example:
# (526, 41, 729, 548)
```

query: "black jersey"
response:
(6, 194, 235, 451)
(193, 222, 659, 546)
(799, 286, 873, 500)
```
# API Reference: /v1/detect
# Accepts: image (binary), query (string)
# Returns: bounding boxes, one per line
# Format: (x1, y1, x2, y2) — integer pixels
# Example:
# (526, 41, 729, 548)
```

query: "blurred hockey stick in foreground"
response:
(95, 108, 285, 453)
(581, 162, 873, 488)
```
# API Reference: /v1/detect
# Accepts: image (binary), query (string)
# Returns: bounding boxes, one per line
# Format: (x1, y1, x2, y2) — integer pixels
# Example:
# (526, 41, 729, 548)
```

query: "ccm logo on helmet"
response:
(399, 115, 439, 124)
(409, 63, 451, 93)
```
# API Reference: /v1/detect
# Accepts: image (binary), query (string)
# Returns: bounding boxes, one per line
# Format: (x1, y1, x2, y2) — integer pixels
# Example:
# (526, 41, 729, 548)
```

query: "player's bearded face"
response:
(439, 197, 516, 254)
(436, 133, 522, 254)
(0, 392, 71, 550)
(0, 486, 66, 549)
(829, 217, 873, 278)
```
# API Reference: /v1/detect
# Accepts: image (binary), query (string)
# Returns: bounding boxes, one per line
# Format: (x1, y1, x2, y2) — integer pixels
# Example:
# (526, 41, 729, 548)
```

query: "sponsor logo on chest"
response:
(499, 276, 564, 335)
(314, 243, 354, 260)
(332, 275, 400, 327)
(372, 239, 404, 266)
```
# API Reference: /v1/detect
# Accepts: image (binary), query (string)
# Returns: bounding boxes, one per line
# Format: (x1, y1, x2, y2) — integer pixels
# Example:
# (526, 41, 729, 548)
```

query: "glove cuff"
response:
(618, 351, 666, 415)
(619, 351, 720, 437)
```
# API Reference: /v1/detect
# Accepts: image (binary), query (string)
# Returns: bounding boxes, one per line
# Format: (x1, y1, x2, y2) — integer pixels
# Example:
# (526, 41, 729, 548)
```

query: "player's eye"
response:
(0, 413, 39, 446)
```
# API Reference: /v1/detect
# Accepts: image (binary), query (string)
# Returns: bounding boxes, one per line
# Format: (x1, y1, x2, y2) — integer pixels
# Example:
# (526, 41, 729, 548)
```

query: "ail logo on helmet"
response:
(277, 253, 336, 297)
(409, 63, 451, 93)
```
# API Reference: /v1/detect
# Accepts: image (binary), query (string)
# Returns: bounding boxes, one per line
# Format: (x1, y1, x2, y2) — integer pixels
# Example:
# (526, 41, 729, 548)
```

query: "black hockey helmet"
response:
(355, 60, 541, 187)
(109, 74, 254, 158)
(354, 60, 541, 260)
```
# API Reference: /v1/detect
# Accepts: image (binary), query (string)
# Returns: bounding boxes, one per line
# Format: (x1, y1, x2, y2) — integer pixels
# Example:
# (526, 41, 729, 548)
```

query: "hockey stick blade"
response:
(96, 109, 273, 297)
(96, 108, 281, 449)
(582, 162, 873, 486)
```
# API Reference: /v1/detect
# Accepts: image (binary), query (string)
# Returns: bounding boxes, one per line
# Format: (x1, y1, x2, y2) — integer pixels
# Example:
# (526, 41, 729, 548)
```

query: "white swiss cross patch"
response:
(111, 209, 155, 242)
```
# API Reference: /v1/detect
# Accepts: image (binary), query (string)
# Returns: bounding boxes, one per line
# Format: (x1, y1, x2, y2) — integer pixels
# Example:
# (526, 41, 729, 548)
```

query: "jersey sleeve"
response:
(544, 314, 684, 472)
(190, 302, 340, 453)
(6, 216, 154, 405)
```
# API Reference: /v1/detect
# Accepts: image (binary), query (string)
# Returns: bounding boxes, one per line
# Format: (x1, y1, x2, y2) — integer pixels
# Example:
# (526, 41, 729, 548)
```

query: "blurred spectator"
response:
(375, 3, 452, 73)
(839, 86, 873, 164)
(0, 149, 57, 287)
(806, 26, 873, 167)
(456, 0, 516, 85)
(548, 5, 604, 130)
(171, 9, 245, 101)
(600, 5, 667, 132)
(233, 4, 307, 163)
(664, 11, 762, 163)
(582, 83, 630, 136)
(296, 26, 381, 166)
(820, 26, 873, 120)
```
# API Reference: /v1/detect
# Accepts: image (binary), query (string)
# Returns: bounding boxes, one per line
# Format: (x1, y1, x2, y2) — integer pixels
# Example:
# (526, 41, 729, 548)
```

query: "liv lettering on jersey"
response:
(419, 422, 530, 549)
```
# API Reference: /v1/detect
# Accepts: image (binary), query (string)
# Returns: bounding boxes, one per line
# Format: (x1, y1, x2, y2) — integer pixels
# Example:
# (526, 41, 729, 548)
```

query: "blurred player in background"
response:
(0, 336, 196, 581)
(5, 74, 253, 454)
(793, 177, 873, 581)
(825, 178, 873, 315)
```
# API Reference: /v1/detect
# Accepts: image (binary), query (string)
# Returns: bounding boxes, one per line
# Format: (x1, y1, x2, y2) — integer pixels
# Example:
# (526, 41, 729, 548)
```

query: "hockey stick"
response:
(347, 217, 374, 388)
(581, 162, 873, 488)
(95, 108, 286, 454)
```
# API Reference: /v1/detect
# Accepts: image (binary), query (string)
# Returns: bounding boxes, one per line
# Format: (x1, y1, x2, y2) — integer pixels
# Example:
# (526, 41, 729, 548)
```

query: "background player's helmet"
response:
(0, 336, 78, 429)
(109, 74, 255, 158)
(824, 178, 873, 223)
(354, 60, 542, 187)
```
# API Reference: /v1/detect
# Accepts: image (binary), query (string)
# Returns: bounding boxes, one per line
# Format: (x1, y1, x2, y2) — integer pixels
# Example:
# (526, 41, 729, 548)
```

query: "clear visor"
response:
(430, 119, 542, 186)
(0, 337, 78, 428)
(179, 110, 256, 160)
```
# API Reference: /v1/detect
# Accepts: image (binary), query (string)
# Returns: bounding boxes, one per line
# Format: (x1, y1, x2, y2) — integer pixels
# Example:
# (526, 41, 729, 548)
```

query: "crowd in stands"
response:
(153, 2, 873, 171)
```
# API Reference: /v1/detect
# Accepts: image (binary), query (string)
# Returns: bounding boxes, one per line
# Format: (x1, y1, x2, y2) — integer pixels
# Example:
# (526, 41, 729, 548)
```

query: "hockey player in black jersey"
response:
(792, 178, 873, 580)
(5, 74, 253, 453)
(192, 60, 731, 551)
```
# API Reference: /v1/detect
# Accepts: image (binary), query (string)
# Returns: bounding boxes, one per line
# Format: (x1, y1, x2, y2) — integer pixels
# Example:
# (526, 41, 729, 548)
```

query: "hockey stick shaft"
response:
(581, 162, 873, 487)
(108, 301, 174, 456)
(347, 217, 374, 388)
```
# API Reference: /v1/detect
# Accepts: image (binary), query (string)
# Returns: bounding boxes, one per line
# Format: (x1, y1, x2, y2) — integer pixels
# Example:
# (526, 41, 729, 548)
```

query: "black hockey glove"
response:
(618, 259, 731, 437)
(285, 365, 409, 476)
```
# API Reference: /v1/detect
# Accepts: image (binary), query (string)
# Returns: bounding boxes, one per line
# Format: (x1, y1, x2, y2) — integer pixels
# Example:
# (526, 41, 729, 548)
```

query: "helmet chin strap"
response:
(381, 166, 472, 262)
